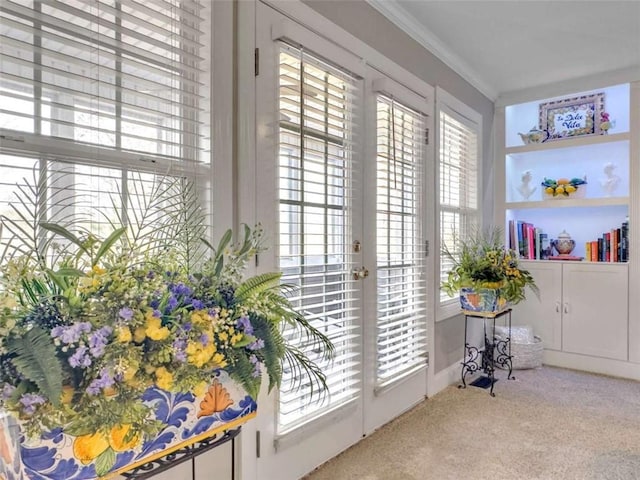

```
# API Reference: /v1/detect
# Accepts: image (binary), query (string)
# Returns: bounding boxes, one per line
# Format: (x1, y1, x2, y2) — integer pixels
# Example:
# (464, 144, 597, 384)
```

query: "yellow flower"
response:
(123, 362, 139, 381)
(193, 381, 208, 398)
(155, 367, 174, 390)
(186, 341, 216, 368)
(145, 315, 170, 341)
(230, 333, 243, 345)
(211, 353, 227, 369)
(133, 326, 147, 343)
(116, 327, 132, 343)
(218, 331, 229, 342)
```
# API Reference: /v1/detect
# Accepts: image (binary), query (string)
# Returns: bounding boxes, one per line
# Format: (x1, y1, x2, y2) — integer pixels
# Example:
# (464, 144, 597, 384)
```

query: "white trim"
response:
(428, 360, 462, 397)
(435, 86, 483, 322)
(496, 66, 640, 107)
(365, 0, 497, 101)
(372, 78, 430, 115)
(261, 0, 433, 102)
(271, 20, 366, 77)
(543, 350, 640, 382)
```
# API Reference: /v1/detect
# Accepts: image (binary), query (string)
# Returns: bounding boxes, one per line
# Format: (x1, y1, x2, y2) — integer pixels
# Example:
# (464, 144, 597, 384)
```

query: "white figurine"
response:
(600, 162, 620, 196)
(516, 170, 537, 200)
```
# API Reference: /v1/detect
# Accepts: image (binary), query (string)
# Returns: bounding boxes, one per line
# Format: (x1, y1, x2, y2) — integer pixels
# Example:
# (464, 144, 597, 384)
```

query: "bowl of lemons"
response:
(541, 176, 587, 199)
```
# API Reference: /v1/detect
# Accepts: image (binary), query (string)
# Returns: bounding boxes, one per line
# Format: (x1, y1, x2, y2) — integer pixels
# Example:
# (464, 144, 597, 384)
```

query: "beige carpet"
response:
(303, 366, 640, 480)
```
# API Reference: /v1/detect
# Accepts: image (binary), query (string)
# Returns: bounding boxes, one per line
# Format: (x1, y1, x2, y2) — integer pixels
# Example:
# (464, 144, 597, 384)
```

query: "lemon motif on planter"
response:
(72, 432, 110, 465)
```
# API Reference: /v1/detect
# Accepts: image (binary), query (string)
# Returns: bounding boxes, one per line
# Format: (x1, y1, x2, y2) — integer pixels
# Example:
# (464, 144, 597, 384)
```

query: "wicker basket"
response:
(494, 326, 544, 370)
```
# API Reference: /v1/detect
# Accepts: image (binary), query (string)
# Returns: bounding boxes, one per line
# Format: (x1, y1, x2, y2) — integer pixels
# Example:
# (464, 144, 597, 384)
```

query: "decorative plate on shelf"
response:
(539, 93, 604, 141)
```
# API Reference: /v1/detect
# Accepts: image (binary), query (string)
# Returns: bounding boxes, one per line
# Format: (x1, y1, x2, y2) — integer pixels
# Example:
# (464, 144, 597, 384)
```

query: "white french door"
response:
(253, 3, 432, 479)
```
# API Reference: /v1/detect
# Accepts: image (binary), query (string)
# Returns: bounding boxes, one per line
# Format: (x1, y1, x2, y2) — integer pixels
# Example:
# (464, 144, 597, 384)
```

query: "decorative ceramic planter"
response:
(4, 372, 256, 480)
(459, 287, 509, 314)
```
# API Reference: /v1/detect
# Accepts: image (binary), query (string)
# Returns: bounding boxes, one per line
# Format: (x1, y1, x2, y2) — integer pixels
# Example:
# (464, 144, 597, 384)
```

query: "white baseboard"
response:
(428, 360, 462, 397)
(544, 350, 640, 381)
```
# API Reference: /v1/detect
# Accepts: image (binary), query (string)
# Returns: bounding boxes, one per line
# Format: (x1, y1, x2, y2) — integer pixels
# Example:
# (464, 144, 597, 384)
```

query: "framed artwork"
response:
(539, 92, 605, 141)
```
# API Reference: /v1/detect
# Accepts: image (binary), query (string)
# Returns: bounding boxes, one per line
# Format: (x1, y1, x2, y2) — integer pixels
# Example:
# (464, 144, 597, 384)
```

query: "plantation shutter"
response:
(277, 44, 361, 434)
(0, 0, 210, 245)
(375, 95, 427, 386)
(439, 108, 480, 302)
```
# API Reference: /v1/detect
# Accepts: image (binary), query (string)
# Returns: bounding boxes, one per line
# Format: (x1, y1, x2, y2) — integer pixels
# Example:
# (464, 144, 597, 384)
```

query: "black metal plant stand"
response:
(458, 308, 514, 397)
(121, 427, 241, 479)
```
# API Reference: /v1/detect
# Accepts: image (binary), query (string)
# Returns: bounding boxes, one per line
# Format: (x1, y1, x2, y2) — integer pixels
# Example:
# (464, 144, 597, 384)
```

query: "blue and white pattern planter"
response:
(460, 287, 509, 314)
(3, 372, 257, 480)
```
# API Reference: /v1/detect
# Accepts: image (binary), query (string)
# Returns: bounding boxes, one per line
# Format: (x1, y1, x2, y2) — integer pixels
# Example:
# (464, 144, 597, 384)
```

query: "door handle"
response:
(555, 301, 561, 313)
(352, 267, 369, 280)
(563, 302, 569, 314)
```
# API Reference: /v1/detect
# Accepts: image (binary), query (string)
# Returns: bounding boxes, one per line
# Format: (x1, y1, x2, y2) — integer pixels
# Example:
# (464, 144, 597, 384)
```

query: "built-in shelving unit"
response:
(494, 80, 640, 379)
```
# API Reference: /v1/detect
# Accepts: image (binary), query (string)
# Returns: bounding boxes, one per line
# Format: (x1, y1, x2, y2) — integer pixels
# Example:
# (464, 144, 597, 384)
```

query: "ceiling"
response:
(367, 1, 640, 100)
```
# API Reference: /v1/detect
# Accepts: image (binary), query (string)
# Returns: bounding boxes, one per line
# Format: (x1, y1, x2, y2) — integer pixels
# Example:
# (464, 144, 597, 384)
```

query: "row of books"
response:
(584, 220, 629, 262)
(508, 220, 553, 260)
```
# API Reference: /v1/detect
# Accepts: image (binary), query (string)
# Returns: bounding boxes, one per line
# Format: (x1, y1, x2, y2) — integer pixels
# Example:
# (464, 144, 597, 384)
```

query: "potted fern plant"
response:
(441, 227, 538, 313)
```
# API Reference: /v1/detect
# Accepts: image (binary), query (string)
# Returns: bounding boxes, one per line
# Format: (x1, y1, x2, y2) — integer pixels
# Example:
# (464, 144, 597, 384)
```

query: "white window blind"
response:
(375, 95, 427, 386)
(0, 0, 210, 249)
(277, 44, 360, 434)
(439, 109, 479, 302)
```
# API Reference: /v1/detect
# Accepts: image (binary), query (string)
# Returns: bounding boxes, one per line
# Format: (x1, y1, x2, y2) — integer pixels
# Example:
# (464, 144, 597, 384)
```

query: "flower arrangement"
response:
(541, 176, 587, 197)
(0, 173, 332, 474)
(441, 227, 538, 307)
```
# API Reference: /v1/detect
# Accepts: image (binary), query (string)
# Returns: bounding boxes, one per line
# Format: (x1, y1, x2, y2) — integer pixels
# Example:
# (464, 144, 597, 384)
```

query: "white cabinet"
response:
(562, 263, 628, 361)
(511, 261, 562, 351)
(511, 261, 628, 362)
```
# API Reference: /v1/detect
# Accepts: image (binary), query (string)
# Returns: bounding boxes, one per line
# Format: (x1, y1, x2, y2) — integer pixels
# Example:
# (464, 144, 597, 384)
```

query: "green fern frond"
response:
(228, 350, 261, 399)
(6, 327, 63, 406)
(235, 272, 282, 302)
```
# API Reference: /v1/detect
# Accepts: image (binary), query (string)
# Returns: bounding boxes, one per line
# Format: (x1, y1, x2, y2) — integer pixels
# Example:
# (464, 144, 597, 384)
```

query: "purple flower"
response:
(119, 307, 134, 321)
(86, 368, 115, 395)
(249, 355, 261, 378)
(19, 393, 46, 414)
(88, 326, 112, 358)
(150, 298, 161, 309)
(52, 322, 92, 345)
(69, 346, 92, 368)
(2, 383, 16, 400)
(153, 309, 161, 318)
(171, 282, 193, 297)
(146, 271, 156, 279)
(248, 339, 265, 351)
(236, 316, 253, 335)
(199, 334, 210, 346)
(191, 299, 204, 310)
(173, 338, 187, 363)
(166, 296, 178, 313)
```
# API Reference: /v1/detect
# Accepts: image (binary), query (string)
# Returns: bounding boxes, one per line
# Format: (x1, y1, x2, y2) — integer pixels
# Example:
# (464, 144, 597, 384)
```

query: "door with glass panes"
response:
(254, 4, 431, 479)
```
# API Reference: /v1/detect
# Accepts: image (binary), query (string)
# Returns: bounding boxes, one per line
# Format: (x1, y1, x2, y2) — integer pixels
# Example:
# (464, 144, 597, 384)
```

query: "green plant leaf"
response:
(40, 222, 89, 255)
(94, 227, 126, 265)
(6, 327, 63, 406)
(94, 447, 116, 477)
(235, 272, 282, 302)
(56, 267, 87, 277)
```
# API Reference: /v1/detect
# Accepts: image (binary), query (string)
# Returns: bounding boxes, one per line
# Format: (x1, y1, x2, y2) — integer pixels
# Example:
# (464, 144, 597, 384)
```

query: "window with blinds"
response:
(375, 95, 427, 386)
(439, 109, 480, 302)
(277, 45, 360, 434)
(0, 0, 210, 249)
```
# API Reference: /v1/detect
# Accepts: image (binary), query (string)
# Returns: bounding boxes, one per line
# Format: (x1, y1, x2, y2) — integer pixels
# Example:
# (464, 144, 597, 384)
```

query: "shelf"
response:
(518, 259, 629, 267)
(506, 196, 628, 210)
(505, 132, 630, 155)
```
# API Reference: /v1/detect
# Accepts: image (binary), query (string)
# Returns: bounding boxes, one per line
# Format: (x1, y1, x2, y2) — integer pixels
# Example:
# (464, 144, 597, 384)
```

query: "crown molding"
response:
(366, 0, 498, 101)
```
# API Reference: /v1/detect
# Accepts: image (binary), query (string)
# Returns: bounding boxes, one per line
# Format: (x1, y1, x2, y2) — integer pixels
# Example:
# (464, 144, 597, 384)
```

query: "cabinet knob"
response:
(555, 301, 561, 313)
(563, 302, 569, 314)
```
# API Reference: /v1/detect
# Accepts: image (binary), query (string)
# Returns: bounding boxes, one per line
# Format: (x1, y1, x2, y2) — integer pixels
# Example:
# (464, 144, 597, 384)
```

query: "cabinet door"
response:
(511, 262, 562, 350)
(562, 263, 628, 361)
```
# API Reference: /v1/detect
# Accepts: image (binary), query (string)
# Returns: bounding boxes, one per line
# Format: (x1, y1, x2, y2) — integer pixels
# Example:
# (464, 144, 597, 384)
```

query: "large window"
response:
(0, 0, 211, 249)
(375, 94, 427, 386)
(277, 45, 360, 434)
(438, 96, 481, 305)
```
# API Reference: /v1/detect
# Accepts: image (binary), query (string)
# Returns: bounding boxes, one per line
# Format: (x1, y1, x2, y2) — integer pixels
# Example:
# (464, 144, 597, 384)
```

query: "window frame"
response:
(435, 87, 483, 321)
